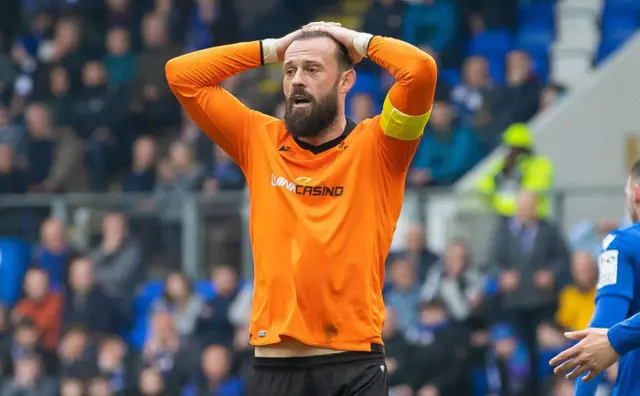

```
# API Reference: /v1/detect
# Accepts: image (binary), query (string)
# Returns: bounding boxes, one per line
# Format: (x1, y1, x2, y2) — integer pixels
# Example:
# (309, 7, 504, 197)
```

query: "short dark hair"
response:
(631, 159, 640, 181)
(291, 30, 354, 71)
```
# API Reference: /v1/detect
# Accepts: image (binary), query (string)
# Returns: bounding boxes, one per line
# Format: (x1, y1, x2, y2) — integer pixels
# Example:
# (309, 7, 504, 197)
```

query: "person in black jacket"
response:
(405, 299, 472, 396)
(62, 257, 120, 336)
(382, 308, 412, 390)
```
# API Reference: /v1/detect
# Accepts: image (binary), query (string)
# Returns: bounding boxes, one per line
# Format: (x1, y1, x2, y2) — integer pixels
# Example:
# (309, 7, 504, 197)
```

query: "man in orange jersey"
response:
(166, 21, 437, 396)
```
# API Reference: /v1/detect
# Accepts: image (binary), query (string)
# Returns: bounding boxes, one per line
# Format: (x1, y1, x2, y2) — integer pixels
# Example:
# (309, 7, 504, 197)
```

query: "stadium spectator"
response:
(421, 237, 485, 322)
(409, 100, 483, 186)
(90, 212, 143, 306)
(47, 67, 75, 128)
(196, 265, 240, 347)
(475, 50, 542, 150)
(385, 256, 422, 333)
(13, 268, 62, 352)
(96, 335, 132, 395)
(3, 319, 57, 377)
(152, 272, 204, 339)
(179, 109, 212, 164)
(76, 60, 132, 191)
(41, 17, 86, 91)
(348, 92, 375, 123)
(554, 250, 597, 332)
(396, 223, 439, 283)
(24, 103, 87, 193)
(87, 376, 113, 396)
(183, 344, 244, 396)
(32, 217, 81, 291)
(137, 367, 172, 396)
(485, 323, 530, 396)
(60, 377, 85, 396)
(0, 144, 27, 195)
(58, 327, 92, 379)
(402, 0, 457, 53)
(105, 0, 137, 37)
(155, 142, 205, 268)
(477, 124, 554, 218)
(381, 308, 411, 391)
(0, 105, 26, 160)
(130, 13, 182, 136)
(141, 310, 197, 392)
(362, 0, 407, 40)
(203, 145, 245, 194)
(62, 257, 119, 336)
(486, 189, 570, 395)
(0, 353, 57, 396)
(104, 27, 136, 88)
(450, 55, 490, 125)
(405, 299, 471, 396)
(122, 136, 158, 193)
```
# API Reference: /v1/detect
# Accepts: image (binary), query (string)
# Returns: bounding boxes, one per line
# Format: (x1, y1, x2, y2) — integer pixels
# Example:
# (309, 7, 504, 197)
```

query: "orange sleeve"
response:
(165, 41, 272, 171)
(366, 36, 438, 172)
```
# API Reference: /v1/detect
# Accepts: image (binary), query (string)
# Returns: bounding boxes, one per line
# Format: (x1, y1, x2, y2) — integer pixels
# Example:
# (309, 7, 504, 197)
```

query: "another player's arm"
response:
(575, 240, 633, 395)
(608, 313, 640, 356)
(165, 42, 272, 171)
(365, 36, 438, 171)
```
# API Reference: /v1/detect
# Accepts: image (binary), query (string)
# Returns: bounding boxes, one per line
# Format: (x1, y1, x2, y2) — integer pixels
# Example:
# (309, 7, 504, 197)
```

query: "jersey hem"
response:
(249, 332, 383, 352)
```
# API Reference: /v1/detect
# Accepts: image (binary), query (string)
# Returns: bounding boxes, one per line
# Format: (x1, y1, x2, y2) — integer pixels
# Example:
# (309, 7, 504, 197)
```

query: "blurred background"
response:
(0, 0, 639, 395)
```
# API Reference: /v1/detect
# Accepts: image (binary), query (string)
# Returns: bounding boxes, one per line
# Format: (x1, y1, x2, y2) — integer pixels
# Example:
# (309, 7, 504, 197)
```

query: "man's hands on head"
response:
(549, 328, 620, 382)
(273, 22, 369, 63)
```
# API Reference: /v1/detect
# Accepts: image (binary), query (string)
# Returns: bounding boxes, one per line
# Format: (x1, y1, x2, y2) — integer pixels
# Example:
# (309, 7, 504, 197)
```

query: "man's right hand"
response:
(499, 270, 520, 292)
(274, 22, 343, 61)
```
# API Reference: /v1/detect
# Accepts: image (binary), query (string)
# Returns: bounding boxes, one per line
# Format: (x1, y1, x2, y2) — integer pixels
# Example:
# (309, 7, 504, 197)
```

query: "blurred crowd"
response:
(0, 0, 617, 395)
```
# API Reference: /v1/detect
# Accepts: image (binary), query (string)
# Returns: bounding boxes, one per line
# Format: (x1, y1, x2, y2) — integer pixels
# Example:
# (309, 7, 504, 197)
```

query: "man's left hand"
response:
(549, 328, 620, 382)
(534, 269, 554, 289)
(301, 22, 363, 63)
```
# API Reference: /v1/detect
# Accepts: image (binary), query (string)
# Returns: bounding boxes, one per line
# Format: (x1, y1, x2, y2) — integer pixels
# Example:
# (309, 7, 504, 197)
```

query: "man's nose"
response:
(291, 69, 306, 87)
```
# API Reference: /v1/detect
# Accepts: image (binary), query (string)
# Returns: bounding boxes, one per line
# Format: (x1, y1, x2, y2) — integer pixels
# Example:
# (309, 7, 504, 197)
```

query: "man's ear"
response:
(339, 69, 356, 95)
(634, 184, 640, 204)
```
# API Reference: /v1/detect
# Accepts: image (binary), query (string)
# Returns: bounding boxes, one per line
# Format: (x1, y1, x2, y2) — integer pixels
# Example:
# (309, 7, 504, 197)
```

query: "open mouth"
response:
(292, 96, 312, 107)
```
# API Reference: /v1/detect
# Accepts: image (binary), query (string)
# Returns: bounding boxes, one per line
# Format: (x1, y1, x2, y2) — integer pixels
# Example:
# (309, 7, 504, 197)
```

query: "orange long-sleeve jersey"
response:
(166, 36, 437, 352)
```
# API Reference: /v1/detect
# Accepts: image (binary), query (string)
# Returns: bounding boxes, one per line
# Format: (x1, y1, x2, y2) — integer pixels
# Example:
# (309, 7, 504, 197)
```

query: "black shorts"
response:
(249, 351, 388, 396)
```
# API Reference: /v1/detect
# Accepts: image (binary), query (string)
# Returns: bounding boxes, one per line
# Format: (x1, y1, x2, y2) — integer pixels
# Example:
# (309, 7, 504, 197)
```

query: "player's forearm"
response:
(366, 36, 437, 116)
(166, 41, 263, 90)
(609, 313, 640, 356)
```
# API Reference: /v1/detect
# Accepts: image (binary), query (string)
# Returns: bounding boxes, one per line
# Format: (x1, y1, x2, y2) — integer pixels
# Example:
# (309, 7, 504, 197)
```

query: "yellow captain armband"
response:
(379, 95, 431, 141)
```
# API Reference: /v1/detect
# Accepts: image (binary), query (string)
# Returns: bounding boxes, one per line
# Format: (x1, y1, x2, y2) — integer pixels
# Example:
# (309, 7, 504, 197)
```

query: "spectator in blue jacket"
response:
(33, 218, 81, 291)
(408, 100, 484, 187)
(402, 0, 457, 52)
(182, 345, 244, 396)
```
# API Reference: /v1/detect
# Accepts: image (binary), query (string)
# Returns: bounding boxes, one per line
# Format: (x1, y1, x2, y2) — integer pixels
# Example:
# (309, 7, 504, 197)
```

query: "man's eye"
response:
(309, 68, 319, 74)
(285, 69, 295, 76)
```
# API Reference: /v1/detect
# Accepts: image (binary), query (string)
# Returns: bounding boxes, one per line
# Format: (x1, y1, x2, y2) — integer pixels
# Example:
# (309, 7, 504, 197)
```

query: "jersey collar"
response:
(293, 118, 357, 155)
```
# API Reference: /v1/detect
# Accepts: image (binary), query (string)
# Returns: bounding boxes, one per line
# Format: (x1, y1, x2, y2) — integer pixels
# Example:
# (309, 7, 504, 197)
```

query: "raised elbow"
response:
(409, 53, 438, 89)
(165, 56, 183, 87)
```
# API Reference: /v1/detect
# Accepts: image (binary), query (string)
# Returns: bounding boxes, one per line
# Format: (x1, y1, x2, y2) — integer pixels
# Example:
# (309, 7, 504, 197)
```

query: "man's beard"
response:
(284, 84, 339, 139)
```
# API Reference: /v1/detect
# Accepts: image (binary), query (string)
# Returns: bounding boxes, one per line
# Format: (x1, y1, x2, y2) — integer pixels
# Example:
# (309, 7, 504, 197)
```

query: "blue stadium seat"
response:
(440, 68, 461, 86)
(0, 239, 31, 308)
(468, 30, 514, 58)
(519, 2, 555, 31)
(601, 5, 639, 40)
(516, 27, 554, 50)
(596, 39, 626, 64)
(604, 0, 640, 12)
(126, 279, 218, 350)
(486, 55, 506, 84)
